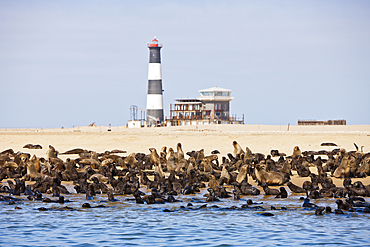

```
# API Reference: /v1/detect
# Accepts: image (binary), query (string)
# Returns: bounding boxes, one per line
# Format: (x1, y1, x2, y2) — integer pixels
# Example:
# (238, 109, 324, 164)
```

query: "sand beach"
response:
(1, 124, 369, 188)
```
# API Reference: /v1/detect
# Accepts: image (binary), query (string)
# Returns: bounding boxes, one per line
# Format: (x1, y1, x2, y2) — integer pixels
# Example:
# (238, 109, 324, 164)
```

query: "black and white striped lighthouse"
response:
(146, 37, 164, 126)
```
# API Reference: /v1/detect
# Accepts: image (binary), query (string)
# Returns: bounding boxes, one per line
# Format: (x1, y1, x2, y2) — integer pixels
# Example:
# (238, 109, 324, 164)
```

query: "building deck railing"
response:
(165, 115, 244, 123)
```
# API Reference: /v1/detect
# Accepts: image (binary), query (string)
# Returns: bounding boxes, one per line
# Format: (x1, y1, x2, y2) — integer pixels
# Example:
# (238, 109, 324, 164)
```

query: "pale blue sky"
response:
(1, 0, 369, 128)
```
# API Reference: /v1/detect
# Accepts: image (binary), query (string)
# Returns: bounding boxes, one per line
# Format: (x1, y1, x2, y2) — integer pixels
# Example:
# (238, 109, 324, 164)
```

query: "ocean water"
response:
(1, 191, 370, 247)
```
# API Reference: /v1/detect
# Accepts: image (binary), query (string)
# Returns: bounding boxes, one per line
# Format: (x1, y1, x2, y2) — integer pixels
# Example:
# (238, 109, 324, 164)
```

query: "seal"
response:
(0, 148, 14, 156)
(89, 174, 109, 183)
(30, 155, 41, 173)
(280, 158, 292, 175)
(78, 151, 100, 169)
(292, 146, 301, 157)
(186, 157, 196, 176)
(166, 148, 177, 172)
(206, 188, 220, 202)
(242, 147, 253, 160)
(302, 181, 315, 197)
(46, 145, 59, 160)
(357, 156, 370, 176)
(254, 164, 289, 186)
(220, 164, 231, 184)
(176, 148, 188, 173)
(202, 158, 213, 173)
(123, 153, 137, 168)
(160, 146, 167, 157)
(335, 199, 351, 210)
(275, 187, 288, 198)
(208, 174, 220, 191)
(302, 198, 317, 208)
(154, 163, 164, 178)
(232, 141, 244, 158)
(333, 152, 350, 178)
(321, 142, 337, 147)
(142, 194, 156, 204)
(259, 212, 274, 217)
(315, 206, 325, 215)
(261, 183, 280, 196)
(177, 143, 185, 160)
(196, 149, 205, 162)
(26, 159, 42, 180)
(107, 191, 118, 202)
(23, 144, 42, 149)
(236, 164, 248, 183)
(149, 148, 160, 165)
(60, 148, 87, 155)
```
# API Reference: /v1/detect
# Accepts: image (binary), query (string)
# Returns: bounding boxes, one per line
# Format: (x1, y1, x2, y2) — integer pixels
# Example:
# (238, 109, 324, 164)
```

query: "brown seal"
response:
(176, 143, 188, 173)
(46, 145, 59, 160)
(292, 146, 301, 157)
(60, 148, 87, 155)
(149, 148, 160, 165)
(232, 141, 244, 158)
(26, 159, 42, 180)
(333, 150, 350, 178)
(177, 143, 184, 160)
(208, 174, 220, 191)
(23, 144, 42, 149)
(30, 155, 40, 173)
(166, 149, 177, 172)
(220, 164, 231, 184)
(236, 164, 248, 183)
(123, 153, 137, 168)
(201, 158, 213, 173)
(254, 164, 289, 186)
(261, 183, 280, 196)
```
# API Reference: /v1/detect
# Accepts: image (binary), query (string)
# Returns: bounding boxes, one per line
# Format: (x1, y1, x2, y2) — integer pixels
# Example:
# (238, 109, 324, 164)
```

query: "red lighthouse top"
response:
(148, 36, 163, 48)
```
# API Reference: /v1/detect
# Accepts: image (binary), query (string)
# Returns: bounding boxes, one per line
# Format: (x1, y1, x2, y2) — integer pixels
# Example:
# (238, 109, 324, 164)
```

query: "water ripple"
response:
(1, 194, 370, 246)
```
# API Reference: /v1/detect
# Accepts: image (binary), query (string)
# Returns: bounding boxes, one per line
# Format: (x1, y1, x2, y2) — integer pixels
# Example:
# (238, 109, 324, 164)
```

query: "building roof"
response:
(199, 87, 232, 93)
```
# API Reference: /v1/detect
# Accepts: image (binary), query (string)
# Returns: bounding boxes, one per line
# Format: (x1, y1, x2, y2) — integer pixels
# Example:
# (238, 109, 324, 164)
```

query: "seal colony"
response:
(1, 141, 370, 216)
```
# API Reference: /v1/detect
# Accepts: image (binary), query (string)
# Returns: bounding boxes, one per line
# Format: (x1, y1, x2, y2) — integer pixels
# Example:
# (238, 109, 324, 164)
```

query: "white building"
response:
(166, 87, 243, 126)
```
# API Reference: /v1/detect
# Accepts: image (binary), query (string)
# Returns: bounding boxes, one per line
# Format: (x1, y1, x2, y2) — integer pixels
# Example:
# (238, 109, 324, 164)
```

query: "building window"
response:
(214, 91, 230, 96)
(201, 92, 214, 96)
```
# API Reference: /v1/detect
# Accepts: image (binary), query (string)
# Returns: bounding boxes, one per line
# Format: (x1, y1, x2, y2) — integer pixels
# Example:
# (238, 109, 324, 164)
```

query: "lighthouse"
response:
(146, 37, 164, 126)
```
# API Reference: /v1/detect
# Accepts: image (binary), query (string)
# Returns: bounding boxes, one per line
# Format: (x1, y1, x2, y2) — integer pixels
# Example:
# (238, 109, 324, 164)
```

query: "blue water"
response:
(1, 191, 370, 246)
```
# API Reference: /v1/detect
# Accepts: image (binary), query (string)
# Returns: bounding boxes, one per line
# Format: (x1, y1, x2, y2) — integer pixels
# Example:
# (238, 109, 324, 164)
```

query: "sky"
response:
(1, 0, 369, 128)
